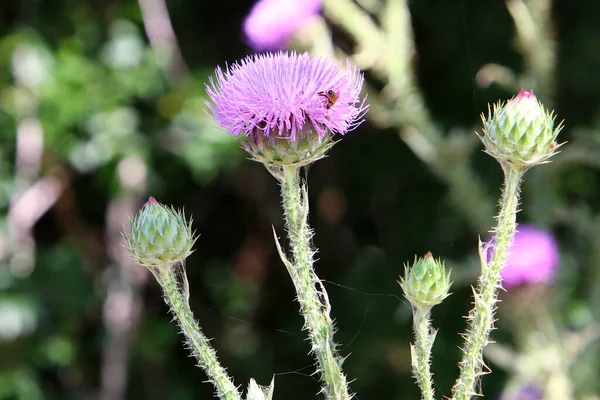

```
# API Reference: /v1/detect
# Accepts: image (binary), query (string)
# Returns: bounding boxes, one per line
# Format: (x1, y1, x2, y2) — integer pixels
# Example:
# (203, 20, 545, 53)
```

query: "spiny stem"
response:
(155, 264, 241, 400)
(278, 165, 351, 400)
(452, 164, 525, 400)
(411, 305, 436, 400)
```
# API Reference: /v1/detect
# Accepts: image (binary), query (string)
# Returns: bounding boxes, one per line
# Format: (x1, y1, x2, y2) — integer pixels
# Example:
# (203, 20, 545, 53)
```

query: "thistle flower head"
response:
(399, 252, 452, 308)
(487, 224, 560, 289)
(124, 197, 196, 269)
(205, 51, 367, 167)
(243, 0, 322, 51)
(479, 90, 563, 169)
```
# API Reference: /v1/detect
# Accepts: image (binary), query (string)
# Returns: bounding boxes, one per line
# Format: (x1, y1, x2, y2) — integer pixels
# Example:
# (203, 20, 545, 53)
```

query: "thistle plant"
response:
(400, 252, 452, 400)
(124, 197, 243, 400)
(206, 51, 367, 400)
(451, 90, 563, 400)
(128, 61, 562, 400)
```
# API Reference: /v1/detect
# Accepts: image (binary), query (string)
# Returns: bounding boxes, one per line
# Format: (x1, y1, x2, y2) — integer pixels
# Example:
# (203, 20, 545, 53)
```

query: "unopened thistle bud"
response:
(124, 197, 196, 268)
(479, 89, 563, 169)
(400, 252, 452, 308)
(245, 378, 275, 400)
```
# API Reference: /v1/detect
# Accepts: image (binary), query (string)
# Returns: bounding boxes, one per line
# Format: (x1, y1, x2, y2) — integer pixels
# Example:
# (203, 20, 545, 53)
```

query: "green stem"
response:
(278, 165, 350, 400)
(451, 164, 525, 400)
(156, 264, 241, 400)
(411, 305, 436, 400)
(507, 0, 555, 101)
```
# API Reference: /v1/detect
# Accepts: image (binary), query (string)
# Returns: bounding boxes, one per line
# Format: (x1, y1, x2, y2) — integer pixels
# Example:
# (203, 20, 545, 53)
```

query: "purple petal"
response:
(205, 51, 368, 141)
(485, 224, 560, 289)
(243, 0, 322, 51)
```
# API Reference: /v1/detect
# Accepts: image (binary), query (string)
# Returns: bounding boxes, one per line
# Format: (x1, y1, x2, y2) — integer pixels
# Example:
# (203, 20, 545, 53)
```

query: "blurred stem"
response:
(100, 196, 147, 400)
(384, 0, 494, 231)
(155, 264, 241, 400)
(293, 16, 335, 58)
(138, 0, 190, 85)
(509, 0, 557, 241)
(411, 305, 436, 400)
(452, 164, 525, 400)
(322, 0, 387, 72)
(506, 0, 555, 101)
(275, 165, 350, 400)
(324, 0, 494, 232)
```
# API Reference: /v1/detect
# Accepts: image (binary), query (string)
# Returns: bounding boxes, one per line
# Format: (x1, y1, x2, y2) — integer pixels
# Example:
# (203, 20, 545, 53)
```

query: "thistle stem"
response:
(277, 165, 350, 400)
(451, 164, 525, 400)
(155, 264, 241, 400)
(411, 305, 436, 400)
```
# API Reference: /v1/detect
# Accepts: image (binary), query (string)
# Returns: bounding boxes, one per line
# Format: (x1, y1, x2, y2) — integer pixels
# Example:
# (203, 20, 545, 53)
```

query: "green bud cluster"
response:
(400, 252, 452, 308)
(479, 89, 563, 169)
(242, 130, 336, 168)
(124, 197, 196, 268)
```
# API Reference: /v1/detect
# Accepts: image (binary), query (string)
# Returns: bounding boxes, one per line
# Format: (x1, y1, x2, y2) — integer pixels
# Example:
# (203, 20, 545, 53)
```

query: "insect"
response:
(318, 90, 339, 109)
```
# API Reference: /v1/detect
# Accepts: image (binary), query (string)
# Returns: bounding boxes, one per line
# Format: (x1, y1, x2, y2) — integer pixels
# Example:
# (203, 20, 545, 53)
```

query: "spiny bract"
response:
(124, 197, 196, 268)
(400, 252, 452, 308)
(479, 89, 563, 169)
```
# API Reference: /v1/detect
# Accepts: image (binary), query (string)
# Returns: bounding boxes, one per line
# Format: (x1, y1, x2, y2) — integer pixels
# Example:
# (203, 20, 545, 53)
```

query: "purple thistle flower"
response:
(243, 0, 322, 51)
(205, 51, 367, 141)
(486, 224, 560, 289)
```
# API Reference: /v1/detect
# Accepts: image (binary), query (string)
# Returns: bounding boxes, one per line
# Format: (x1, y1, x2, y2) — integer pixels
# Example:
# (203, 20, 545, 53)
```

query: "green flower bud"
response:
(479, 89, 563, 169)
(124, 197, 196, 268)
(241, 131, 336, 168)
(245, 377, 274, 400)
(400, 252, 452, 308)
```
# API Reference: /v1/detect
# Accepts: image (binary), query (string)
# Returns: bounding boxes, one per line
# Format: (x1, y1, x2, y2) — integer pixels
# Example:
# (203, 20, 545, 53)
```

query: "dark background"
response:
(1, 0, 600, 399)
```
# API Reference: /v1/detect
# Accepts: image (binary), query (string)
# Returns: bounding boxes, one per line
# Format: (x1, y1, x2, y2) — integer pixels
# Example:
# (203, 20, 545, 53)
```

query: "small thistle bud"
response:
(479, 89, 563, 169)
(124, 197, 196, 268)
(245, 377, 274, 400)
(400, 252, 452, 308)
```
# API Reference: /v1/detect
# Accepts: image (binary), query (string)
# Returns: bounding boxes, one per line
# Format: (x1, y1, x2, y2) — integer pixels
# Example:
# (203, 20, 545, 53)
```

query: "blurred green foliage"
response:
(1, 0, 600, 399)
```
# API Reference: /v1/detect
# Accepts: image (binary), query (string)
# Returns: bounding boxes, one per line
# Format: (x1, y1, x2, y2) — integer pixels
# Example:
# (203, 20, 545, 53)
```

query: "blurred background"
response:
(1, 0, 600, 399)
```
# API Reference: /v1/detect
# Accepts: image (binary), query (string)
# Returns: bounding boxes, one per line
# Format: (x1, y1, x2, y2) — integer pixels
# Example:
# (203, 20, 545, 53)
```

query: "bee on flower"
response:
(205, 51, 368, 168)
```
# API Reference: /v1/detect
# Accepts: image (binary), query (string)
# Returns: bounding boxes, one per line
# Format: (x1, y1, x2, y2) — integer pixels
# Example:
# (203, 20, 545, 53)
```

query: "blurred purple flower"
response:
(243, 0, 322, 51)
(205, 51, 367, 141)
(486, 224, 560, 289)
(500, 382, 543, 400)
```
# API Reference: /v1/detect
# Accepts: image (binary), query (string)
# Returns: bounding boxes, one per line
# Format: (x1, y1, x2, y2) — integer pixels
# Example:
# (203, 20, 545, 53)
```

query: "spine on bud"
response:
(242, 131, 335, 169)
